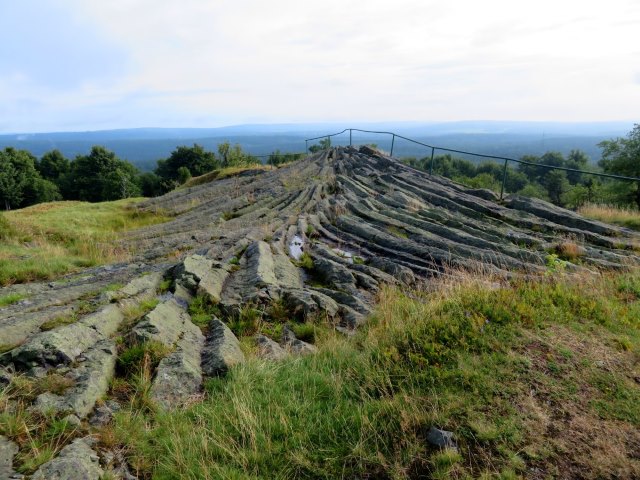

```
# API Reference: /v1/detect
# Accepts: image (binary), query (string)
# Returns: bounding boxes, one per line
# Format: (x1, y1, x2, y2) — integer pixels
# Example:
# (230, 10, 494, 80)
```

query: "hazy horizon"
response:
(1, 1, 638, 133)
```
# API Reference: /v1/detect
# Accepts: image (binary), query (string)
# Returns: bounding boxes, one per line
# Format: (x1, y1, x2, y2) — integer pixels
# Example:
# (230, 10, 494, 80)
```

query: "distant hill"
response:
(0, 121, 632, 170)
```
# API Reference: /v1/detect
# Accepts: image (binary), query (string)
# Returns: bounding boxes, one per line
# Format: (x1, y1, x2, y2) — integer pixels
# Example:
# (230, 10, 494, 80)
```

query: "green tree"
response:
(309, 137, 331, 153)
(544, 170, 570, 206)
(38, 149, 70, 182)
(598, 124, 640, 208)
(177, 166, 192, 184)
(155, 144, 218, 185)
(0, 147, 59, 209)
(67, 146, 140, 202)
(565, 149, 589, 184)
(0, 158, 22, 210)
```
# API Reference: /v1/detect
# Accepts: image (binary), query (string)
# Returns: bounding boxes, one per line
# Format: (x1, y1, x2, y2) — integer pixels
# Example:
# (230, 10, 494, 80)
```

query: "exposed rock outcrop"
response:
(1, 146, 638, 472)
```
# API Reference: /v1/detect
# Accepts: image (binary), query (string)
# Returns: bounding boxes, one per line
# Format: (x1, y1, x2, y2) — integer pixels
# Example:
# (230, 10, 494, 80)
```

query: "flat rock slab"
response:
(201, 319, 245, 376)
(31, 438, 103, 480)
(10, 323, 103, 369)
(151, 319, 205, 409)
(34, 340, 117, 418)
(130, 299, 191, 347)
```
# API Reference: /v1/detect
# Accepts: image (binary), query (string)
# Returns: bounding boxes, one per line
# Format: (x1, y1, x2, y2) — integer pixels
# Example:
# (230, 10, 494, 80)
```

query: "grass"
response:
(106, 269, 640, 479)
(579, 203, 640, 230)
(0, 374, 78, 474)
(182, 165, 273, 188)
(0, 292, 26, 307)
(0, 199, 169, 285)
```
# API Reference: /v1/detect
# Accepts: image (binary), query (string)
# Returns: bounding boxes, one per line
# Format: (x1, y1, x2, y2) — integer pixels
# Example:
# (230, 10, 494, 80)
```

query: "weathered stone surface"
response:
(34, 340, 117, 418)
(313, 257, 356, 289)
(201, 319, 245, 376)
(368, 257, 415, 284)
(426, 427, 457, 451)
(79, 304, 124, 338)
(0, 435, 19, 479)
(130, 299, 190, 347)
(175, 255, 229, 302)
(151, 319, 205, 409)
(31, 437, 103, 480)
(255, 334, 288, 360)
(282, 325, 318, 355)
(246, 241, 278, 287)
(10, 324, 102, 369)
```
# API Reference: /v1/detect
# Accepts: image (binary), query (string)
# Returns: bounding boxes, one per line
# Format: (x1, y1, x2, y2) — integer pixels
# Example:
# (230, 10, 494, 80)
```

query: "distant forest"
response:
(0, 142, 301, 210)
(0, 124, 638, 211)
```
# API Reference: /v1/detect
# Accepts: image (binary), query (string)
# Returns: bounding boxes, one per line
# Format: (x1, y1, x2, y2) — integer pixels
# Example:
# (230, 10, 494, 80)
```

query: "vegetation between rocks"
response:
(102, 269, 640, 479)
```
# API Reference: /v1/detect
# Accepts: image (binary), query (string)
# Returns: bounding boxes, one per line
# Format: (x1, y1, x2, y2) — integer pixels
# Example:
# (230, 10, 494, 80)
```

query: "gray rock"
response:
(33, 340, 117, 418)
(88, 405, 114, 427)
(313, 257, 356, 289)
(176, 255, 229, 303)
(31, 437, 104, 480)
(201, 319, 245, 376)
(246, 241, 278, 287)
(151, 319, 205, 409)
(368, 258, 415, 285)
(0, 367, 12, 387)
(130, 299, 190, 347)
(10, 324, 102, 369)
(426, 427, 457, 451)
(78, 304, 124, 338)
(281, 325, 318, 355)
(0, 435, 19, 479)
(255, 335, 288, 360)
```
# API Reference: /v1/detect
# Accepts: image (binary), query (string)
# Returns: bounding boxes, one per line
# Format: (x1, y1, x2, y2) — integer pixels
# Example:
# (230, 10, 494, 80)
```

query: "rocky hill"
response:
(1, 146, 638, 478)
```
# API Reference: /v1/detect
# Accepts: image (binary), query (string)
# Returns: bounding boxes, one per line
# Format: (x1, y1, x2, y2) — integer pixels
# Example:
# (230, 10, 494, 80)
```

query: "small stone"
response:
(89, 405, 113, 426)
(255, 335, 288, 361)
(426, 427, 457, 451)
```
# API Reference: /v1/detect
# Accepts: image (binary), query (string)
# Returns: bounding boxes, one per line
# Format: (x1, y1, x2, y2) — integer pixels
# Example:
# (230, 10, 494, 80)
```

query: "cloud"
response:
(1, 0, 639, 132)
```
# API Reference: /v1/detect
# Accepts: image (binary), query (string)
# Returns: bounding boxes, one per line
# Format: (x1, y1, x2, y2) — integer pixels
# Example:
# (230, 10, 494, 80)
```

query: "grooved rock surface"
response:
(151, 317, 205, 409)
(130, 299, 192, 347)
(201, 319, 245, 376)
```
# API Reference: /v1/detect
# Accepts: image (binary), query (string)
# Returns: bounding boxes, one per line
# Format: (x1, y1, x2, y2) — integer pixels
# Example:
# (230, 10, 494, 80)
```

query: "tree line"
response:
(403, 124, 640, 209)
(0, 142, 302, 210)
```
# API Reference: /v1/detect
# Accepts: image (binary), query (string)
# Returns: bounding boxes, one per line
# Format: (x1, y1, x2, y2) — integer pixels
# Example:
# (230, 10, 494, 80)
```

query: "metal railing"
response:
(305, 128, 640, 200)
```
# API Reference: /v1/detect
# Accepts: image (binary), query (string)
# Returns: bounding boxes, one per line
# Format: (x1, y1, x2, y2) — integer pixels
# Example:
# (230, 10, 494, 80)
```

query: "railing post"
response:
(500, 158, 509, 200)
(390, 134, 395, 157)
(326, 136, 330, 149)
(429, 147, 435, 175)
(349, 129, 352, 146)
(305, 140, 308, 153)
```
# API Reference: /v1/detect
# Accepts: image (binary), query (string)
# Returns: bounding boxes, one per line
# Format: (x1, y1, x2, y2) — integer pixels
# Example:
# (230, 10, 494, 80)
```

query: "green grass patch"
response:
(39, 315, 78, 331)
(187, 295, 221, 329)
(0, 292, 26, 307)
(0, 199, 169, 285)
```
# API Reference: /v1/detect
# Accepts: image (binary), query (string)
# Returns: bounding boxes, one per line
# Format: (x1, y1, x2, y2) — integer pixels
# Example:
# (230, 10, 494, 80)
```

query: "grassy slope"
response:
(579, 203, 640, 230)
(0, 199, 168, 285)
(104, 270, 640, 480)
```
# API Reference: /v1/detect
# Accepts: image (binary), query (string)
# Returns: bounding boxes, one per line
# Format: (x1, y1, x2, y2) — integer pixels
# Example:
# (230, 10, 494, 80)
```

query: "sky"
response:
(0, 0, 639, 133)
